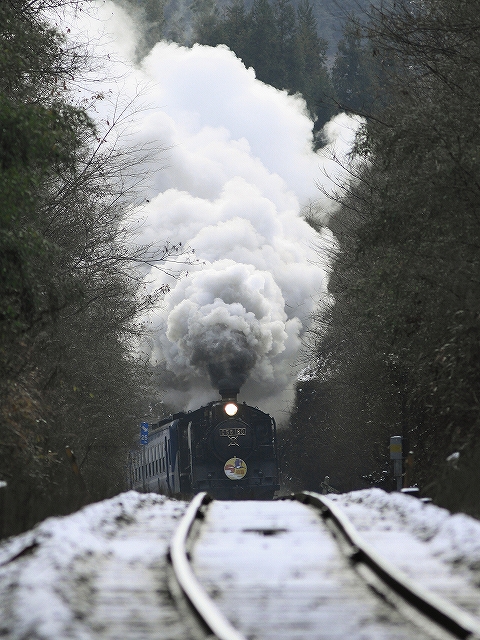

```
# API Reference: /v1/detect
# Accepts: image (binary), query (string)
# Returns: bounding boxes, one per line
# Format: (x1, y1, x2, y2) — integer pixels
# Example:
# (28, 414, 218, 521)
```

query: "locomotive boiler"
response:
(128, 389, 280, 500)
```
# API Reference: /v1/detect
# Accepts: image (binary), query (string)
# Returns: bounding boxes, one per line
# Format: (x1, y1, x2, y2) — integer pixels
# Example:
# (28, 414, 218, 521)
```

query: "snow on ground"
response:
(0, 491, 187, 639)
(1, 489, 480, 638)
(329, 489, 480, 616)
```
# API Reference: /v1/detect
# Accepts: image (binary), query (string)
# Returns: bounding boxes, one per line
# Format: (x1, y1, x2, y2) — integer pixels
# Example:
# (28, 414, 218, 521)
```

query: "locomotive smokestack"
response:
(219, 388, 239, 402)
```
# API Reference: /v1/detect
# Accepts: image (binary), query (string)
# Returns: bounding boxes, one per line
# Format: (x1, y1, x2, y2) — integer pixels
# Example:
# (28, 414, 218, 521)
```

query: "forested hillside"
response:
(283, 0, 480, 517)
(118, 0, 382, 55)
(0, 0, 180, 536)
(117, 0, 385, 140)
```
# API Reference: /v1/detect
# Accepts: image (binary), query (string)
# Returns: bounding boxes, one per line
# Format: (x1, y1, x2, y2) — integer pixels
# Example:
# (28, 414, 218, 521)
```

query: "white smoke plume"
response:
(68, 3, 360, 418)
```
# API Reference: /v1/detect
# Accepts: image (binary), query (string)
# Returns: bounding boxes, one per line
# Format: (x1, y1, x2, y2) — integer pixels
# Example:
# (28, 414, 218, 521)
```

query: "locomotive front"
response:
(188, 388, 279, 499)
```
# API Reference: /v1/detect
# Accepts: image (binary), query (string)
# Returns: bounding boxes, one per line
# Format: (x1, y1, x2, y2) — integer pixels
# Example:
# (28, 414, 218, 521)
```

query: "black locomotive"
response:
(128, 389, 280, 500)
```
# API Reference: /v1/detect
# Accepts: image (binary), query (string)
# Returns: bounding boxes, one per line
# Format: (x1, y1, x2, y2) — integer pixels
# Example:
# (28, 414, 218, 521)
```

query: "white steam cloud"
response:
(68, 2, 359, 417)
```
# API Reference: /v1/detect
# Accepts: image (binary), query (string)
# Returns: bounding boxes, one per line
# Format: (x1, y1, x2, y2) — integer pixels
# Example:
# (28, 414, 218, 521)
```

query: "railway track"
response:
(168, 492, 480, 640)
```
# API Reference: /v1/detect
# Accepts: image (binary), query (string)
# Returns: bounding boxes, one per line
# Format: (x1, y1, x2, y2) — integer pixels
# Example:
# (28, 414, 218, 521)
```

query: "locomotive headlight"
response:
(224, 402, 238, 417)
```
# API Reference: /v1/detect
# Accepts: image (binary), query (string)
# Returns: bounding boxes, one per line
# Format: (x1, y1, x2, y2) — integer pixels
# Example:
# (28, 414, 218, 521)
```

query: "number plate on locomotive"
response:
(219, 427, 247, 437)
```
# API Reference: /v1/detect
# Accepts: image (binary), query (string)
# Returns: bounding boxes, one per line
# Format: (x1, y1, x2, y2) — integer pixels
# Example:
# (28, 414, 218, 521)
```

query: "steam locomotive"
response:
(128, 389, 280, 500)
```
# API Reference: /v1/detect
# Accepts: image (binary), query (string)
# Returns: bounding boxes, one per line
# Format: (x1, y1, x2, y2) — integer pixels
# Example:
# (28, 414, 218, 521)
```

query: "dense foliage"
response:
(0, 0, 177, 536)
(284, 0, 480, 516)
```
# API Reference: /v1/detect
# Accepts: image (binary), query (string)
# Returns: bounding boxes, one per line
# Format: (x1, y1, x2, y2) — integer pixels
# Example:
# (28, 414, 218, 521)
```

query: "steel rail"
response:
(292, 491, 480, 640)
(168, 492, 248, 640)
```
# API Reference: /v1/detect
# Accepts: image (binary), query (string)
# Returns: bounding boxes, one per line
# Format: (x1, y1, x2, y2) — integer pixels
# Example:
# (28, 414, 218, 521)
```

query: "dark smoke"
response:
(190, 326, 257, 390)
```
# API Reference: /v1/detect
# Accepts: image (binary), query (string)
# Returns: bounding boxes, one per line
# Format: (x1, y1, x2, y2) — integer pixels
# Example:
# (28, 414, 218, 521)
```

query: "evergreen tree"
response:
(296, 0, 335, 134)
(273, 0, 298, 88)
(331, 20, 375, 114)
(190, 0, 222, 45)
(223, 0, 249, 58)
(0, 1, 91, 373)
(244, 0, 279, 86)
(131, 0, 167, 58)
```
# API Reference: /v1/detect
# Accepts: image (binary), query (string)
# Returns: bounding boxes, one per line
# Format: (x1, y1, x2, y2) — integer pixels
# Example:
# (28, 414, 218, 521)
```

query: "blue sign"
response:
(140, 422, 149, 445)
